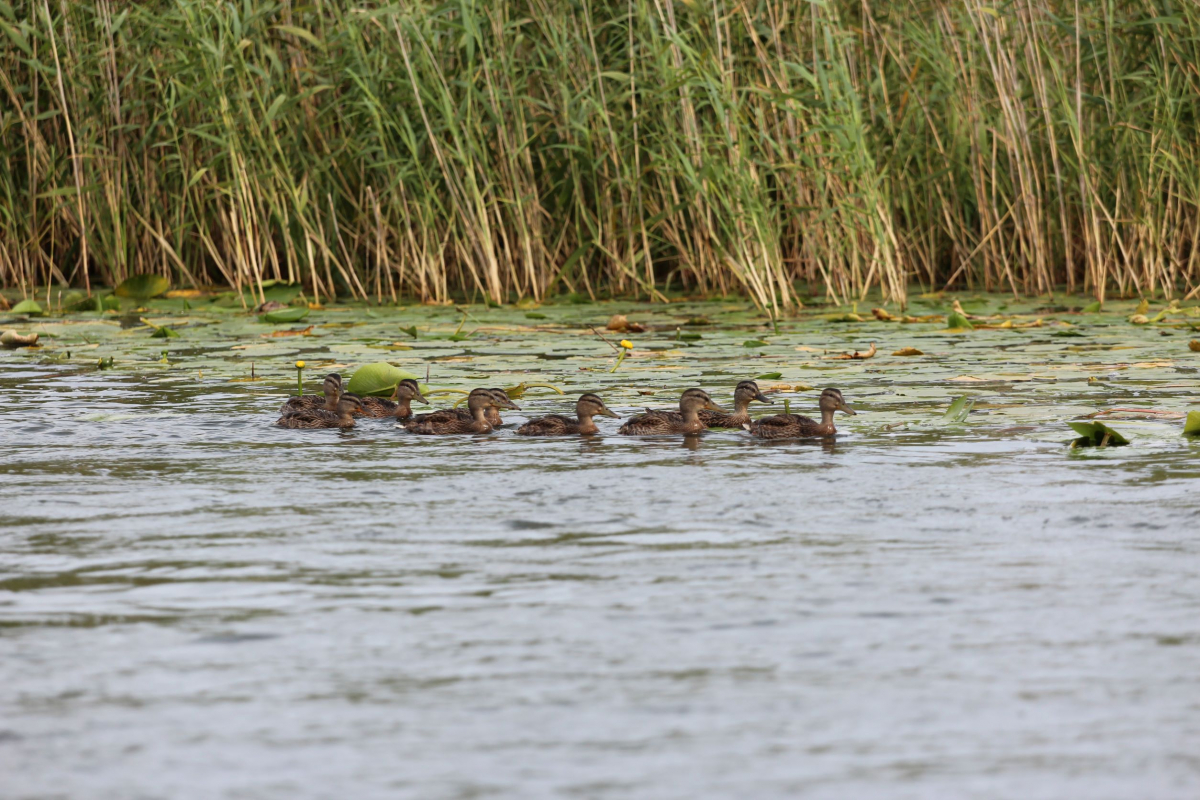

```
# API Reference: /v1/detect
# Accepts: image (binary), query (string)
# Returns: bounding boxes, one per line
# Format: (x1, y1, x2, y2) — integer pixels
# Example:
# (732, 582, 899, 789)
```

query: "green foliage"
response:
(12, 299, 43, 316)
(942, 396, 975, 424)
(345, 362, 423, 397)
(1184, 412, 1200, 437)
(260, 307, 309, 324)
(115, 274, 170, 300)
(1068, 421, 1130, 447)
(2, 1, 1199, 307)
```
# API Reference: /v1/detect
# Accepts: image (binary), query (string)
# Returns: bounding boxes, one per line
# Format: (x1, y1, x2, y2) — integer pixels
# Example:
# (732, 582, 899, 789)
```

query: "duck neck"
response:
(576, 413, 598, 434)
(818, 408, 836, 435)
(733, 398, 750, 415)
(323, 394, 339, 411)
(338, 409, 356, 425)
(472, 405, 493, 431)
(393, 398, 412, 418)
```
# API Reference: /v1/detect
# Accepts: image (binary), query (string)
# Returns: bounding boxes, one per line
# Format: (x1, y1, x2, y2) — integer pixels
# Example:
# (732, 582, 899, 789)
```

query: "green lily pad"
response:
(67, 295, 102, 312)
(260, 307, 309, 324)
(115, 274, 170, 300)
(525, 312, 547, 320)
(102, 295, 122, 311)
(150, 326, 179, 339)
(345, 361, 423, 397)
(946, 311, 974, 330)
(755, 372, 783, 380)
(12, 299, 43, 316)
(743, 340, 769, 348)
(942, 396, 975, 423)
(1068, 421, 1130, 447)
(1081, 301, 1102, 313)
(1183, 411, 1200, 437)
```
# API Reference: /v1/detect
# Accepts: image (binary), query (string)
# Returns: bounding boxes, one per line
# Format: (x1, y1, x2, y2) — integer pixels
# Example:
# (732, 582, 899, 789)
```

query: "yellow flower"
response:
(619, 340, 633, 349)
(295, 360, 306, 369)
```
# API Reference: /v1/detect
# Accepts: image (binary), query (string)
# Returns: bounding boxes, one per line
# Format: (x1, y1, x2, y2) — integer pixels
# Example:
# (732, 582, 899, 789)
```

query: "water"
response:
(3, 358, 1199, 799)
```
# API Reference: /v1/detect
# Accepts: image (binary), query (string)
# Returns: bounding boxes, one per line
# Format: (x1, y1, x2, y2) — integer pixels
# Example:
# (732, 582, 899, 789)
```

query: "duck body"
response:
(280, 373, 342, 415)
(697, 380, 770, 428)
(517, 393, 618, 436)
(618, 388, 728, 436)
(745, 388, 855, 439)
(275, 393, 365, 429)
(360, 379, 428, 420)
(405, 388, 511, 435)
(405, 388, 516, 429)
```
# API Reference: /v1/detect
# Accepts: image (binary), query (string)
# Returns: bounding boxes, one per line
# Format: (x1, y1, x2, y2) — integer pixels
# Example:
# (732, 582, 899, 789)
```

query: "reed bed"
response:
(1, 0, 1198, 308)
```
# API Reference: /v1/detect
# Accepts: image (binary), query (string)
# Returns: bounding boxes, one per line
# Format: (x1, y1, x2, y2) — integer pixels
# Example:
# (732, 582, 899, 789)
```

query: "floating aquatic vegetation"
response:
(11, 299, 43, 316)
(1, 330, 38, 348)
(345, 362, 423, 397)
(115, 274, 170, 300)
(1068, 421, 1130, 448)
(1184, 412, 1200, 437)
(260, 307, 309, 324)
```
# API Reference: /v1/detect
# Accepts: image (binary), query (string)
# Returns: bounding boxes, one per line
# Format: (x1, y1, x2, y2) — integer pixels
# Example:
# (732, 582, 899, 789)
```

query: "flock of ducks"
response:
(274, 373, 857, 439)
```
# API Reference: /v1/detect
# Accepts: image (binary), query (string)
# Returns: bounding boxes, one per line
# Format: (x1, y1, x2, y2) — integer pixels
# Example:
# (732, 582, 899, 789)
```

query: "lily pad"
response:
(260, 307, 309, 324)
(946, 311, 974, 330)
(12, 299, 43, 316)
(102, 295, 122, 311)
(345, 361, 423, 397)
(942, 396, 975, 424)
(743, 340, 769, 348)
(150, 326, 179, 339)
(1184, 411, 1200, 437)
(115, 274, 170, 300)
(67, 295, 102, 312)
(1068, 421, 1130, 447)
(755, 372, 783, 380)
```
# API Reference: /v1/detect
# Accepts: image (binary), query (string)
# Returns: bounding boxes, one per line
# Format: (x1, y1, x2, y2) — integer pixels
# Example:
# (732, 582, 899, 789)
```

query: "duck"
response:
(698, 379, 770, 428)
(516, 393, 619, 436)
(405, 388, 519, 429)
(279, 372, 342, 415)
(618, 388, 728, 435)
(744, 388, 855, 438)
(360, 379, 429, 420)
(275, 393, 365, 429)
(404, 388, 512, 435)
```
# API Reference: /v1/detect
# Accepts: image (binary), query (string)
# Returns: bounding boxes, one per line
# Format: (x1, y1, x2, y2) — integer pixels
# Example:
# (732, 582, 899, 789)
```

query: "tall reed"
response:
(1, 0, 1198, 307)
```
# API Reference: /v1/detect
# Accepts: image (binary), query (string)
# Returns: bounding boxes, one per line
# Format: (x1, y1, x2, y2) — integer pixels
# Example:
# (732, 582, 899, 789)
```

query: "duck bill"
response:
(504, 400, 521, 410)
(705, 401, 731, 413)
(414, 392, 430, 405)
(753, 391, 770, 403)
(839, 402, 857, 415)
(599, 408, 620, 418)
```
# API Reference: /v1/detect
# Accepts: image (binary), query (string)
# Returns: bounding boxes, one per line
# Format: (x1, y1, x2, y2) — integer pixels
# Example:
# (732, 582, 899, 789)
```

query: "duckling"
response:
(486, 387, 518, 426)
(744, 388, 855, 439)
(279, 373, 342, 415)
(516, 393, 619, 436)
(698, 379, 770, 428)
(360, 379, 429, 420)
(405, 388, 520, 428)
(275, 393, 366, 429)
(405, 388, 503, 435)
(618, 388, 729, 435)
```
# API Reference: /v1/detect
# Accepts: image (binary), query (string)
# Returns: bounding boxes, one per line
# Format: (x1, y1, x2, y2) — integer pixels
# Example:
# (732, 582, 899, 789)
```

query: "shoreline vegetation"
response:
(1, 1, 1198, 310)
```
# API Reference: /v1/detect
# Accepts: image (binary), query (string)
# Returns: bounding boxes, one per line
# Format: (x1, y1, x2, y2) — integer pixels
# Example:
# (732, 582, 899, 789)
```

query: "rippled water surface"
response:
(3, 299, 1200, 798)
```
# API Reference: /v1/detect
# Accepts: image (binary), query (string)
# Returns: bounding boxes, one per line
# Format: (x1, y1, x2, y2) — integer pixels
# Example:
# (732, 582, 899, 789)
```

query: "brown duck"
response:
(618, 388, 728, 435)
(405, 388, 519, 429)
(405, 388, 510, 435)
(279, 373, 342, 415)
(360, 379, 429, 420)
(698, 380, 770, 428)
(744, 388, 855, 439)
(275, 393, 365, 429)
(516, 393, 619, 436)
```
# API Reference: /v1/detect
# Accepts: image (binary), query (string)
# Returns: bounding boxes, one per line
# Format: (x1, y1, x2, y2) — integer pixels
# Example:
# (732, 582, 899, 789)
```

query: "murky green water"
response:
(3, 296, 1199, 797)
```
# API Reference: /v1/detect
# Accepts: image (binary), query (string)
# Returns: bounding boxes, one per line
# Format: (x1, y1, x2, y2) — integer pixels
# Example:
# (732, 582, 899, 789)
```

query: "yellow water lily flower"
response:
(295, 360, 306, 369)
(619, 340, 633, 349)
